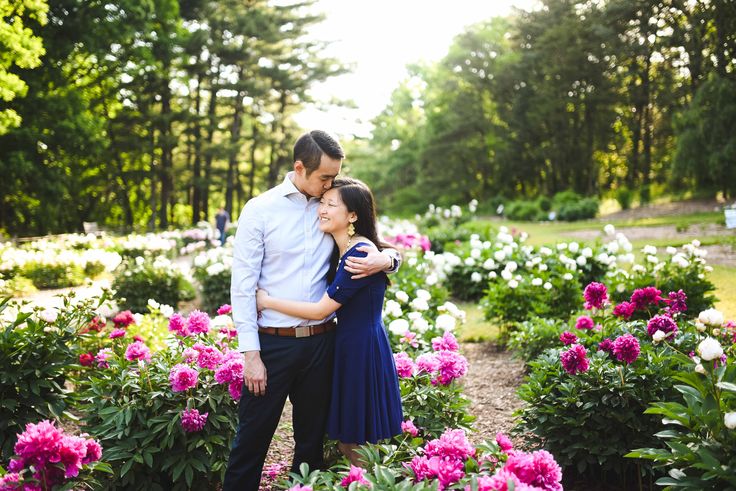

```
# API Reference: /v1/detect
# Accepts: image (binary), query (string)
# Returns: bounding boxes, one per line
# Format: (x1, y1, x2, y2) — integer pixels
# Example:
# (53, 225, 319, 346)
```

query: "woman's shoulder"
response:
(346, 238, 375, 257)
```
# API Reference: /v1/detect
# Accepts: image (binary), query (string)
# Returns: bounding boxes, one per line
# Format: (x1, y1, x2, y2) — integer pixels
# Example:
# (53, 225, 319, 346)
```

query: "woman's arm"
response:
(256, 290, 341, 320)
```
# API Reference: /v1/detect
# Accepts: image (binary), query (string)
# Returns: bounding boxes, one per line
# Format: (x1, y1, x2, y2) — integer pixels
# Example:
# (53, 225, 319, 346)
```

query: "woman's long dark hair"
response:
(326, 177, 395, 283)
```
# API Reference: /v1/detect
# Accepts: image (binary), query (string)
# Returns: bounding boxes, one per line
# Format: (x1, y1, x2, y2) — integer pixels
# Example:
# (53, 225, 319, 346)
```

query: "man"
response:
(215, 206, 230, 246)
(223, 130, 400, 490)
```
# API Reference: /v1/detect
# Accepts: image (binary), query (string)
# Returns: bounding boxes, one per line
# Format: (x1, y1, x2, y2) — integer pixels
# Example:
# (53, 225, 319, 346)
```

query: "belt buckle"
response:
(294, 326, 310, 338)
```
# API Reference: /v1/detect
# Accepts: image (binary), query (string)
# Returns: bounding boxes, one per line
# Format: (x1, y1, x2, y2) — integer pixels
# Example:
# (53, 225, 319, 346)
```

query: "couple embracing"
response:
(223, 130, 404, 490)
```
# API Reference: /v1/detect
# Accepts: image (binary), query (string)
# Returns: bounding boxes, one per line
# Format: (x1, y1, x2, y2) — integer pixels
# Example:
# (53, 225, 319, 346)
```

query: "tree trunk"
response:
(192, 74, 203, 225)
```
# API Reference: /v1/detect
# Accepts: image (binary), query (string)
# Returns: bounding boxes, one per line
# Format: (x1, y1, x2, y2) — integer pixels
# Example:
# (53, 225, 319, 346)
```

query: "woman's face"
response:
(318, 188, 355, 235)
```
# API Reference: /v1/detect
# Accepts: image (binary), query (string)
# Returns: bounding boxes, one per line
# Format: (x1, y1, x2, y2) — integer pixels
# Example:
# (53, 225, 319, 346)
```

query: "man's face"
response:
(293, 154, 342, 198)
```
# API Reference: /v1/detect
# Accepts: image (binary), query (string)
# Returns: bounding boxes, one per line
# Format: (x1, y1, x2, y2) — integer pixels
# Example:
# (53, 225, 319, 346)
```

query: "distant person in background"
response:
(215, 206, 230, 246)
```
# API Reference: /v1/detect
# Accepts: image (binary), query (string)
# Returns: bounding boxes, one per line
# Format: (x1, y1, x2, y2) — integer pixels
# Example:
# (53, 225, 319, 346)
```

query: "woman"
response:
(256, 177, 403, 466)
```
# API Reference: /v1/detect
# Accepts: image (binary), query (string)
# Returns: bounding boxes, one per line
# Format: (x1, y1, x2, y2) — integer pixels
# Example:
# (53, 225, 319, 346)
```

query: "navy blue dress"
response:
(325, 243, 403, 444)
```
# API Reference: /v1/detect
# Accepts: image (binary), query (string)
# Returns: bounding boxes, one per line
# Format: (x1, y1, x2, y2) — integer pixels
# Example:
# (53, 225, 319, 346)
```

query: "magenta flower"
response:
(215, 357, 245, 385)
(186, 310, 210, 335)
(169, 364, 198, 392)
(393, 352, 415, 378)
(496, 432, 514, 453)
(193, 342, 223, 370)
(432, 331, 459, 352)
(168, 313, 188, 336)
(613, 301, 636, 320)
(82, 439, 102, 464)
(583, 282, 608, 310)
(79, 353, 94, 367)
(504, 449, 563, 491)
(665, 290, 688, 315)
(182, 347, 198, 363)
(109, 328, 126, 339)
(287, 486, 313, 491)
(409, 455, 465, 489)
(415, 352, 441, 374)
(14, 420, 63, 468)
(433, 350, 469, 385)
(0, 473, 20, 489)
(630, 287, 663, 310)
(340, 465, 370, 488)
(228, 381, 242, 400)
(217, 304, 232, 315)
(647, 315, 678, 339)
(402, 419, 419, 437)
(478, 469, 524, 491)
(424, 429, 476, 461)
(575, 315, 594, 330)
(124, 341, 151, 362)
(612, 334, 641, 364)
(598, 338, 614, 355)
(560, 344, 589, 375)
(559, 331, 578, 345)
(180, 408, 208, 432)
(263, 462, 287, 480)
(112, 310, 135, 328)
(400, 330, 419, 348)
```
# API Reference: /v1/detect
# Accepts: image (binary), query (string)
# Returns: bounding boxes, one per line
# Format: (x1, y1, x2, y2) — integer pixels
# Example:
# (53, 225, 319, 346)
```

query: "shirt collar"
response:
(278, 171, 319, 201)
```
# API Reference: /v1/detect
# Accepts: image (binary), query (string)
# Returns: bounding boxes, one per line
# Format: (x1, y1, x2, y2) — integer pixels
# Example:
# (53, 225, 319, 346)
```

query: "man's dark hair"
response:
(293, 130, 345, 176)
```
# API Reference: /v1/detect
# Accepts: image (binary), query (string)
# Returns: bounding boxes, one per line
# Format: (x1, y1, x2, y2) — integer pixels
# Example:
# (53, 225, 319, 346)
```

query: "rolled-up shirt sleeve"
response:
(386, 248, 402, 274)
(231, 201, 264, 352)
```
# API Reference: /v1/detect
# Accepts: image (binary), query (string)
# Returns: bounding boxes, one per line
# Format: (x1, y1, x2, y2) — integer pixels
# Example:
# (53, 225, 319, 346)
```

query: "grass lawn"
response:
(711, 265, 736, 320)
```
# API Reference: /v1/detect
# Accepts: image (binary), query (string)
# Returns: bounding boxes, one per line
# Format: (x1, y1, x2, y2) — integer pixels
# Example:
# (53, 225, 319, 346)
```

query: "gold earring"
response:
(347, 222, 355, 238)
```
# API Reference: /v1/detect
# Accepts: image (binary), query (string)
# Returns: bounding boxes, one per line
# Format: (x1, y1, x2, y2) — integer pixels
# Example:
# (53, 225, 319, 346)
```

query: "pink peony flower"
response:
(423, 429, 476, 462)
(14, 420, 63, 468)
(647, 315, 678, 339)
(87, 316, 106, 332)
(340, 465, 370, 487)
(560, 344, 589, 375)
(186, 310, 210, 335)
(193, 343, 223, 370)
(496, 432, 514, 453)
(612, 334, 640, 364)
(402, 419, 419, 437)
(262, 462, 287, 480)
(79, 353, 94, 367)
(109, 328, 126, 339)
(217, 304, 232, 315)
(125, 341, 151, 362)
(612, 301, 636, 320)
(169, 364, 198, 392)
(57, 435, 87, 478)
(228, 381, 243, 400)
(182, 347, 199, 363)
(433, 350, 468, 385)
(0, 473, 21, 490)
(287, 486, 313, 491)
(415, 353, 440, 374)
(95, 348, 113, 368)
(583, 282, 608, 310)
(598, 338, 614, 355)
(559, 331, 578, 346)
(168, 313, 188, 336)
(400, 330, 419, 348)
(574, 315, 594, 330)
(630, 287, 663, 310)
(180, 408, 208, 432)
(112, 310, 135, 328)
(82, 439, 102, 464)
(393, 352, 416, 378)
(665, 290, 687, 314)
(215, 356, 245, 385)
(432, 331, 460, 352)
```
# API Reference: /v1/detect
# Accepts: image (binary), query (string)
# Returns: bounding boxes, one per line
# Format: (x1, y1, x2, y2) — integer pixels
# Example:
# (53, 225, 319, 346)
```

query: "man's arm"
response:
(343, 246, 402, 279)
(231, 203, 267, 396)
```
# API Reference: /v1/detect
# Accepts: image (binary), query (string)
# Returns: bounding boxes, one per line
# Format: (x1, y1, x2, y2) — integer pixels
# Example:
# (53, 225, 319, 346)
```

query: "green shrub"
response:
(616, 187, 633, 210)
(556, 197, 599, 221)
(22, 261, 85, 289)
(507, 317, 568, 365)
(504, 200, 540, 221)
(0, 295, 101, 460)
(112, 258, 195, 313)
(84, 260, 106, 278)
(197, 268, 231, 314)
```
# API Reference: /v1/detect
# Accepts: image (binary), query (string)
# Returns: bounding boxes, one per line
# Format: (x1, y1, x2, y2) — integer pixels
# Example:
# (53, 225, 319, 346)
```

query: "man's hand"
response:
(344, 245, 391, 279)
(243, 351, 267, 397)
(256, 289, 270, 311)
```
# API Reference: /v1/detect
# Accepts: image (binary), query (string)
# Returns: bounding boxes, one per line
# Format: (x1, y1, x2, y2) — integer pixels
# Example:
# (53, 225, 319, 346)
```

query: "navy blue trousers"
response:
(222, 330, 335, 491)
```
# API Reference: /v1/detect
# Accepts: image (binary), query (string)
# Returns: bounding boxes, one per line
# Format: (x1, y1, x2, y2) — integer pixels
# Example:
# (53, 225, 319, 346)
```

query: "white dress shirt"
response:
(231, 173, 334, 352)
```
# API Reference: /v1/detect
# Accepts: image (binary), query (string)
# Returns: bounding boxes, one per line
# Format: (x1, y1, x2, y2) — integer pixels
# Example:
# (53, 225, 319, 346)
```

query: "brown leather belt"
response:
(258, 320, 336, 338)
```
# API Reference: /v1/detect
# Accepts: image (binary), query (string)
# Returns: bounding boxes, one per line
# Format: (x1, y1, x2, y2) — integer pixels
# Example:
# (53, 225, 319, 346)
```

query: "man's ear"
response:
(294, 160, 305, 175)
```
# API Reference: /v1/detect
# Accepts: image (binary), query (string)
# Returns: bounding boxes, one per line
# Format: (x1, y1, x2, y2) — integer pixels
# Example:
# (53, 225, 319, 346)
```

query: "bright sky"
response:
(293, 0, 537, 139)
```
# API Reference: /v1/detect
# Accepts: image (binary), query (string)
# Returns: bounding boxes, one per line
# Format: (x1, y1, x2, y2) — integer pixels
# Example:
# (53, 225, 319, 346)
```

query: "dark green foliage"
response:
(21, 261, 85, 289)
(507, 317, 568, 366)
(112, 259, 195, 313)
(0, 296, 100, 460)
(196, 269, 230, 314)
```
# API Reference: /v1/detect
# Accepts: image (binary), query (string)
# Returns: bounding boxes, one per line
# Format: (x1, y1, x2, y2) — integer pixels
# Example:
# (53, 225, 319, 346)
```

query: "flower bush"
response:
(76, 308, 241, 490)
(0, 294, 104, 461)
(112, 256, 195, 314)
(514, 281, 731, 488)
(190, 247, 232, 313)
(0, 420, 110, 489)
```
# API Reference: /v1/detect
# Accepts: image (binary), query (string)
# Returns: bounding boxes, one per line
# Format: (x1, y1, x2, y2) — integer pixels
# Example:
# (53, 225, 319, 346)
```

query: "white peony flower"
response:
(543, 282, 552, 290)
(694, 363, 706, 374)
(425, 273, 438, 286)
(133, 313, 144, 325)
(482, 258, 496, 270)
(698, 308, 724, 327)
(508, 279, 518, 289)
(563, 273, 573, 281)
(159, 304, 174, 318)
(410, 298, 430, 311)
(470, 248, 481, 259)
(666, 246, 677, 255)
(501, 269, 513, 281)
(39, 309, 58, 324)
(395, 291, 409, 303)
(568, 242, 580, 254)
(471, 272, 482, 283)
(531, 277, 543, 286)
(416, 289, 431, 301)
(643, 245, 657, 255)
(384, 299, 403, 317)
(412, 317, 430, 333)
(494, 250, 506, 262)
(388, 318, 410, 336)
(725, 412, 736, 430)
(147, 298, 160, 310)
(697, 337, 724, 361)
(652, 330, 666, 344)
(464, 257, 476, 266)
(604, 224, 615, 236)
(488, 271, 497, 279)
(435, 313, 456, 331)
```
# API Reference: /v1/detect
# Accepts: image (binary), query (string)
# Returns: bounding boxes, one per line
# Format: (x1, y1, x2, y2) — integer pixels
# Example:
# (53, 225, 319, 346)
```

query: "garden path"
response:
(261, 342, 526, 472)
